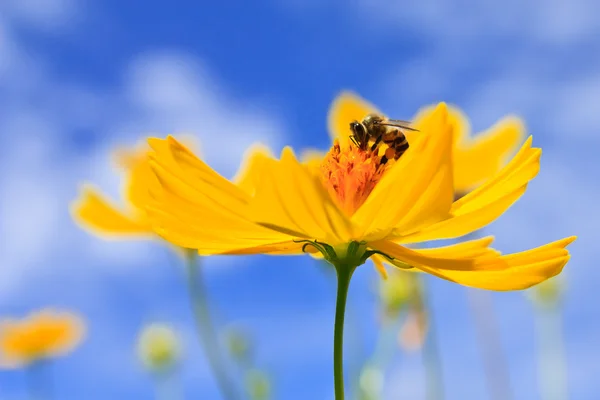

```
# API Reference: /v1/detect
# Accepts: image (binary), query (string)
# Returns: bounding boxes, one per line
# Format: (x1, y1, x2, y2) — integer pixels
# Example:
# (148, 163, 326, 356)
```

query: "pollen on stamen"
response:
(320, 139, 388, 216)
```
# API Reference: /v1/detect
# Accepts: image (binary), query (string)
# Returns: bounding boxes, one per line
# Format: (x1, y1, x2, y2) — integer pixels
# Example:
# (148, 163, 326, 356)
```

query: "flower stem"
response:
(184, 250, 239, 400)
(333, 264, 356, 400)
(535, 303, 567, 400)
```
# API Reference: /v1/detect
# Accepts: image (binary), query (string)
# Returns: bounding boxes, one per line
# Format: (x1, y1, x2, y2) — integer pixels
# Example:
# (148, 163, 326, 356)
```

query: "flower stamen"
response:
(320, 139, 390, 216)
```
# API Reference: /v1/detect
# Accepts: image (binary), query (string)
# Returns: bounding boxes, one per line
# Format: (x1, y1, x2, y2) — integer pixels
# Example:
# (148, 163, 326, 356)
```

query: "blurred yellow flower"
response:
(413, 104, 525, 195)
(0, 310, 85, 368)
(143, 92, 574, 291)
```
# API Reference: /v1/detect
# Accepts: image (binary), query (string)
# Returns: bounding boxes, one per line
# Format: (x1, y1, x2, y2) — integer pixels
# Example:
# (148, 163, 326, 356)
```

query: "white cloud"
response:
(0, 0, 78, 31)
(355, 0, 600, 45)
(0, 19, 287, 305)
(117, 51, 286, 177)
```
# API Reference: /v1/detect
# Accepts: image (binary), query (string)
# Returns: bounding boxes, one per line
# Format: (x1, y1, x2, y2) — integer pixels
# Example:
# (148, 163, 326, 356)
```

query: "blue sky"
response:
(0, 0, 598, 399)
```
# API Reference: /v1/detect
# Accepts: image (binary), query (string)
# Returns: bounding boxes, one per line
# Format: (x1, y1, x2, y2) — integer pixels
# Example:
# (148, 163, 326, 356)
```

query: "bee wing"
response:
(378, 119, 420, 131)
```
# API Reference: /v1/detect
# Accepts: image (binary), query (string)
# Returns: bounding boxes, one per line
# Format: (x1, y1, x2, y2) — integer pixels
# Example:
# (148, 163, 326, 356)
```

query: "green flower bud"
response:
(379, 270, 415, 317)
(359, 366, 384, 399)
(246, 369, 271, 400)
(223, 327, 253, 364)
(137, 323, 181, 372)
(528, 276, 564, 308)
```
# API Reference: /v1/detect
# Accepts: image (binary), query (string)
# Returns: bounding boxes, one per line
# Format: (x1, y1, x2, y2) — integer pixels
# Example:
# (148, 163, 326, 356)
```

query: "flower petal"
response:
(372, 237, 575, 291)
(413, 103, 470, 146)
(371, 255, 389, 279)
(300, 149, 326, 174)
(115, 148, 157, 216)
(248, 147, 355, 244)
(146, 137, 290, 253)
(232, 144, 274, 197)
(454, 116, 525, 193)
(353, 103, 454, 241)
(328, 91, 381, 149)
(416, 236, 500, 259)
(395, 136, 540, 243)
(371, 239, 487, 271)
(71, 185, 151, 236)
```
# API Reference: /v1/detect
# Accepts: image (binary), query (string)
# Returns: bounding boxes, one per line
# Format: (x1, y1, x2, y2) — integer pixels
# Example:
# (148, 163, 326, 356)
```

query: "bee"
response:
(349, 114, 418, 164)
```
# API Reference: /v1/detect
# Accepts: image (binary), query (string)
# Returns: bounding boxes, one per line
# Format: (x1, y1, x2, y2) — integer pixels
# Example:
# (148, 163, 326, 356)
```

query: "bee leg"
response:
(380, 155, 389, 164)
(370, 135, 383, 151)
(393, 141, 409, 160)
(349, 136, 359, 147)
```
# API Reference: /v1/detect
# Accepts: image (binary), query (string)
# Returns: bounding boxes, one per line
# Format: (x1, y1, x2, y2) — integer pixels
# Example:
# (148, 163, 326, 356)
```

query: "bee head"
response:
(349, 121, 366, 137)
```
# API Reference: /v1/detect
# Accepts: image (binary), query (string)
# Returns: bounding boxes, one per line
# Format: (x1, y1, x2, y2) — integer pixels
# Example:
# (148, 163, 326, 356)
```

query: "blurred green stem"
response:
(535, 304, 567, 400)
(467, 289, 513, 400)
(185, 250, 239, 400)
(417, 276, 444, 400)
(356, 315, 404, 400)
(333, 263, 356, 400)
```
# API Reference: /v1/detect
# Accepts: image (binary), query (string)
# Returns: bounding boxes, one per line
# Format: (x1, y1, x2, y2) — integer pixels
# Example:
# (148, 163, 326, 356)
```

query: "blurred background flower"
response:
(0, 310, 85, 368)
(137, 323, 182, 373)
(0, 0, 595, 398)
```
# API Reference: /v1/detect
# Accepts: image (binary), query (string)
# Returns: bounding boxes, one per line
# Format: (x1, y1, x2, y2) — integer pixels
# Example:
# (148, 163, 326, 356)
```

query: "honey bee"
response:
(349, 114, 418, 164)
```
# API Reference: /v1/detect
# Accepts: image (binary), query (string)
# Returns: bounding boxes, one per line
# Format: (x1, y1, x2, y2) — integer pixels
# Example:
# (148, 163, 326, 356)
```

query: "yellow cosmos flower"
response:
(0, 310, 85, 368)
(144, 95, 574, 292)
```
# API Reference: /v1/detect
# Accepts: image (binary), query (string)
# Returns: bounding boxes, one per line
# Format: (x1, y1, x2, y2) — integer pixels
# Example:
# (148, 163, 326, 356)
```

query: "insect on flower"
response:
(349, 113, 418, 164)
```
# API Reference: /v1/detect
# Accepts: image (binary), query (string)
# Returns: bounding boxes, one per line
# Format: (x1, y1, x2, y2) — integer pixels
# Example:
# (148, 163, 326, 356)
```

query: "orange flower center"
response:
(320, 139, 389, 215)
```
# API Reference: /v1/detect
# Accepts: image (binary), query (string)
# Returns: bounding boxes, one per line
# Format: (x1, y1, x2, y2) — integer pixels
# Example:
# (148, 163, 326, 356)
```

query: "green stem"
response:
(356, 316, 404, 400)
(333, 264, 356, 400)
(184, 250, 239, 400)
(536, 304, 567, 400)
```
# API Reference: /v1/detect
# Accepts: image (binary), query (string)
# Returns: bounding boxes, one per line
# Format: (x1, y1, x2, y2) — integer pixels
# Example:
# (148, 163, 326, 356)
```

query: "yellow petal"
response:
(232, 144, 274, 196)
(146, 137, 290, 252)
(353, 103, 454, 240)
(71, 185, 151, 236)
(395, 137, 540, 243)
(371, 255, 389, 279)
(220, 240, 306, 255)
(248, 147, 355, 244)
(454, 116, 525, 193)
(373, 237, 575, 291)
(371, 239, 483, 271)
(327, 91, 381, 149)
(413, 103, 470, 146)
(415, 236, 500, 260)
(300, 149, 326, 174)
(115, 147, 157, 216)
